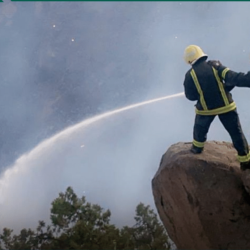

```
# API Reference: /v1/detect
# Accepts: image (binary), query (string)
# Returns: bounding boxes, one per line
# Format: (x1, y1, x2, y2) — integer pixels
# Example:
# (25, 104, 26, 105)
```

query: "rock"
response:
(152, 141, 250, 250)
(241, 170, 250, 194)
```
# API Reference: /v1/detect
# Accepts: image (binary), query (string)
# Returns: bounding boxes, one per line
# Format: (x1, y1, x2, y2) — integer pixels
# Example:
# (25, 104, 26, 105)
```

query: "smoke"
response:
(1, 1, 250, 233)
(0, 93, 185, 231)
(0, 88, 237, 232)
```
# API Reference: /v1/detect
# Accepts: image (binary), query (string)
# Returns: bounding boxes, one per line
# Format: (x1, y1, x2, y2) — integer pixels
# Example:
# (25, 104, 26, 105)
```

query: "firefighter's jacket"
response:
(184, 58, 236, 116)
(216, 64, 250, 88)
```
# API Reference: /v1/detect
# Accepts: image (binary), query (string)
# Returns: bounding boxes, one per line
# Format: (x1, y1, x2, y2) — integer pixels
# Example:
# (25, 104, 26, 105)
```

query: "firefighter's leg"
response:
(192, 114, 215, 154)
(218, 109, 250, 170)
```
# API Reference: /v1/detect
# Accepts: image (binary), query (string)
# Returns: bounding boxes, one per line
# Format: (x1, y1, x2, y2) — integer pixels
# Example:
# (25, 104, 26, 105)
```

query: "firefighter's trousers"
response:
(193, 109, 250, 161)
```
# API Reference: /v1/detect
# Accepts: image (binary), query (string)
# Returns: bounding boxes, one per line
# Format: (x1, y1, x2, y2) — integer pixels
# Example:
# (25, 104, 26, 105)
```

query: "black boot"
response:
(190, 145, 203, 154)
(240, 161, 250, 171)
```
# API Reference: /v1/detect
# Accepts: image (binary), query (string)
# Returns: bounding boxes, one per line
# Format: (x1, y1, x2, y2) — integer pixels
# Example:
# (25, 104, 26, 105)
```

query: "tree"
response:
(49, 186, 120, 249)
(0, 228, 14, 250)
(0, 187, 172, 250)
(0, 227, 39, 250)
(131, 203, 171, 250)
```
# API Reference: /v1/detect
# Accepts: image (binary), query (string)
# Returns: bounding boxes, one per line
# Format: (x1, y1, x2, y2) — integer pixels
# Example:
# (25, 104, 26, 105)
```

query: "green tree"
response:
(0, 227, 39, 250)
(49, 186, 119, 249)
(131, 202, 171, 250)
(119, 226, 137, 249)
(0, 228, 14, 250)
(0, 187, 172, 250)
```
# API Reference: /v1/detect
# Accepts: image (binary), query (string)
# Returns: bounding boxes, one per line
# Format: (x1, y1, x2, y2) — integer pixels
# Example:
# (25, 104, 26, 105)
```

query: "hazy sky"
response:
(0, 1, 250, 233)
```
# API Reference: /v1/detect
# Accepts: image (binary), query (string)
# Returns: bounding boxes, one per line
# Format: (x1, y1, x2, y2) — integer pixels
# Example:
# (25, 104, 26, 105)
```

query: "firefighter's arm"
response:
(183, 72, 199, 101)
(208, 60, 250, 88)
(223, 70, 250, 88)
(224, 83, 235, 92)
(216, 65, 235, 91)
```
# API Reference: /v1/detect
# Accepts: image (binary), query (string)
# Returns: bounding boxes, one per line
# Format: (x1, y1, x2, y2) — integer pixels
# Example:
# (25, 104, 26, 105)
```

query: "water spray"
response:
(0, 91, 185, 231)
(0, 91, 184, 187)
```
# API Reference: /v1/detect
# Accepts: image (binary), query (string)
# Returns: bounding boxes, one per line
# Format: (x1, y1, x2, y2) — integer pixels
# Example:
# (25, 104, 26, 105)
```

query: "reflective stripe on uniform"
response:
(195, 102, 236, 115)
(191, 67, 236, 116)
(193, 140, 205, 148)
(212, 67, 229, 106)
(237, 153, 250, 163)
(221, 68, 230, 79)
(190, 69, 208, 110)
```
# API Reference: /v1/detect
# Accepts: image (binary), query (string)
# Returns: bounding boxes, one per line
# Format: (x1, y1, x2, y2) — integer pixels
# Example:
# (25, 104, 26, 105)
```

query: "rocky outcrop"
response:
(152, 141, 250, 250)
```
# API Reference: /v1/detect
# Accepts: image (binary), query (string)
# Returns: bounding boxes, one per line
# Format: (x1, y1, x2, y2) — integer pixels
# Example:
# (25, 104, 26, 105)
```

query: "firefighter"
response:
(183, 45, 250, 171)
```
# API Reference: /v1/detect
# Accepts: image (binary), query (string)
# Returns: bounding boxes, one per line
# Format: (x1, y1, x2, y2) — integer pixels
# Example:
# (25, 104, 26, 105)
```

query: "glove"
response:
(207, 60, 222, 70)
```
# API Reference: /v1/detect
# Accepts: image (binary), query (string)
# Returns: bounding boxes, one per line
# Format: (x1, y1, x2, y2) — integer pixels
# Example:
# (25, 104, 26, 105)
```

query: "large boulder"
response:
(152, 141, 250, 250)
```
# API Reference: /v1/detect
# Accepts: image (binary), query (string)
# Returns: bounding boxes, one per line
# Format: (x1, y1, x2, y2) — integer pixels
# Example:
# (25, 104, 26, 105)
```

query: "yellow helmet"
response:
(184, 45, 207, 64)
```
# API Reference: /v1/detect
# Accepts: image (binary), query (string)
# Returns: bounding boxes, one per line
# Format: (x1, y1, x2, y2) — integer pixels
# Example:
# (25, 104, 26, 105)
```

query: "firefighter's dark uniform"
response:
(184, 57, 250, 166)
(207, 61, 250, 88)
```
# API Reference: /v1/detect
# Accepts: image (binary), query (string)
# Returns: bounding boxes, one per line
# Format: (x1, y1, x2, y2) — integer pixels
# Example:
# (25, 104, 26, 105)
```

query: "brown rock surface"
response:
(152, 141, 250, 250)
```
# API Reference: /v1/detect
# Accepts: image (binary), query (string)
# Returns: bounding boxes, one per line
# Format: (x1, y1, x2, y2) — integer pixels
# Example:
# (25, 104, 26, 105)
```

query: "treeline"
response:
(0, 187, 172, 250)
